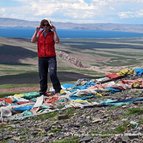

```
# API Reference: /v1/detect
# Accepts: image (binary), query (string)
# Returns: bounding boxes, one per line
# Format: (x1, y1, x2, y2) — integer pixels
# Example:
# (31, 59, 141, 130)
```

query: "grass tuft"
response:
(126, 108, 143, 115)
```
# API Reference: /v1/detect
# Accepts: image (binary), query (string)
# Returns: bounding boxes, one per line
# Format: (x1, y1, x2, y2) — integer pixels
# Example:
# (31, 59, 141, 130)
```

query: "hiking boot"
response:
(40, 92, 52, 96)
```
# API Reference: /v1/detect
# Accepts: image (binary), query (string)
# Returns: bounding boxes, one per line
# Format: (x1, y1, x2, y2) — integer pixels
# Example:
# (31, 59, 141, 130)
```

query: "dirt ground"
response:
(0, 87, 39, 94)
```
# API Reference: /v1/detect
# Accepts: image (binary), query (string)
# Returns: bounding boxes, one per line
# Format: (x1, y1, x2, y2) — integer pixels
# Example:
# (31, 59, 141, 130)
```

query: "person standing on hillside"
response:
(31, 19, 61, 96)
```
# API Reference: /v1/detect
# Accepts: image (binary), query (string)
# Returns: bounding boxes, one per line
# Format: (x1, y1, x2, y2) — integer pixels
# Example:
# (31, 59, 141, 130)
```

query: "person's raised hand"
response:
(36, 26, 41, 32)
(51, 25, 56, 32)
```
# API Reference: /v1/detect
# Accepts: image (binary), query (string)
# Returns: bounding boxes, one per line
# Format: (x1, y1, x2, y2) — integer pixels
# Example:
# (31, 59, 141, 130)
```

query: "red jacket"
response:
(37, 31, 56, 57)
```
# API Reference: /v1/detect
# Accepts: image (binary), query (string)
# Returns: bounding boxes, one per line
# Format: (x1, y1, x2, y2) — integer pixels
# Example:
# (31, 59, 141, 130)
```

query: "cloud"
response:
(0, 0, 143, 23)
(119, 11, 135, 18)
(119, 9, 143, 18)
(0, 8, 5, 13)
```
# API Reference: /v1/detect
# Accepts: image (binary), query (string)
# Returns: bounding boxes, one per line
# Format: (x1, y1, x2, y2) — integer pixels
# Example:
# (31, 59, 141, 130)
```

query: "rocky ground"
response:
(0, 87, 143, 143)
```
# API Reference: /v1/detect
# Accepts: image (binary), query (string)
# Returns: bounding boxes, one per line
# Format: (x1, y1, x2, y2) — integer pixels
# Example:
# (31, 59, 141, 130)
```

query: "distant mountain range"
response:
(0, 17, 143, 33)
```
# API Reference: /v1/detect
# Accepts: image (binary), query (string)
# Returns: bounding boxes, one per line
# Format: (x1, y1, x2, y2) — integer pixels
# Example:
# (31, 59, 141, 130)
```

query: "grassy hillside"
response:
(0, 37, 143, 94)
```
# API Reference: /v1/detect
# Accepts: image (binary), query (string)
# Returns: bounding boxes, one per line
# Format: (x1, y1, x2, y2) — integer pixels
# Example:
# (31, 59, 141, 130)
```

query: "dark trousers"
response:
(38, 57, 61, 95)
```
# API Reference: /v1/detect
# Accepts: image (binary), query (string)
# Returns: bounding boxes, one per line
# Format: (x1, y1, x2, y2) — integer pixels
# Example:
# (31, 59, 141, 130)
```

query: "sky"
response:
(0, 0, 143, 24)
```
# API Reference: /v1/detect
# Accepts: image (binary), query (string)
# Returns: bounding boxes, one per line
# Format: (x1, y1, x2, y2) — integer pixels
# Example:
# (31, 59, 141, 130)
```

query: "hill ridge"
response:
(0, 17, 143, 33)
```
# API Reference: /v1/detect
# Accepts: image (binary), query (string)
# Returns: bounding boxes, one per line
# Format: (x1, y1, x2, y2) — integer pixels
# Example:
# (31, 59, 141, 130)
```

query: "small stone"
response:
(80, 136, 93, 143)
(44, 126, 51, 132)
(92, 117, 102, 123)
(41, 136, 49, 143)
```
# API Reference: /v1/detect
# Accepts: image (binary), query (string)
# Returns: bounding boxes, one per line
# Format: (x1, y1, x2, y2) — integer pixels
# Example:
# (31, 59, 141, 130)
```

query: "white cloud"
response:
(119, 9, 143, 19)
(20, 0, 100, 22)
(119, 11, 135, 18)
(137, 9, 143, 17)
(0, 8, 5, 13)
(0, 0, 143, 23)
